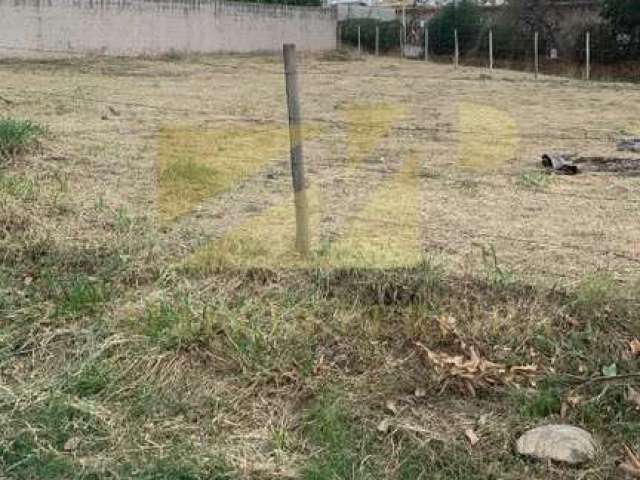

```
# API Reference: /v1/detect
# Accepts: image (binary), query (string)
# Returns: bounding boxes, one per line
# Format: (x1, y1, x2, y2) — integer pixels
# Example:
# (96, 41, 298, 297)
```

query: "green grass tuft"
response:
(0, 118, 43, 160)
(67, 362, 111, 397)
(141, 300, 203, 350)
(0, 174, 37, 200)
(54, 275, 106, 318)
(511, 385, 562, 419)
(304, 393, 378, 480)
(516, 172, 550, 189)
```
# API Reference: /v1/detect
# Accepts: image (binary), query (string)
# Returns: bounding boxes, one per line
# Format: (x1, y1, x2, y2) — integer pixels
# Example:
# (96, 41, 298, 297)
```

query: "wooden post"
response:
(454, 28, 459, 69)
(489, 28, 493, 71)
(357, 26, 361, 55)
(424, 27, 429, 62)
(585, 31, 591, 81)
(282, 44, 309, 255)
(399, 27, 404, 58)
(337, 23, 341, 49)
(375, 25, 379, 56)
(534, 31, 539, 79)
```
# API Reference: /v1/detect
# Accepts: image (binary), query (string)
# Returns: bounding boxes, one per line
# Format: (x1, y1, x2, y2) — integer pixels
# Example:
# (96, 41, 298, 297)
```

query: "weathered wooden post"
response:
(282, 44, 309, 255)
(358, 26, 361, 55)
(375, 25, 380, 56)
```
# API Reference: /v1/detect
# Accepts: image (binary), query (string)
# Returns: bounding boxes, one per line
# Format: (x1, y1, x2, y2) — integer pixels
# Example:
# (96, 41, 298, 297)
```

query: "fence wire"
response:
(1, 46, 639, 275)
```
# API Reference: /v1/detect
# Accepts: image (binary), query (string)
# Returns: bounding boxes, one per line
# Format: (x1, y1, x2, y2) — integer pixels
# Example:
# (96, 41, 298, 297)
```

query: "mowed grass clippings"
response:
(0, 52, 640, 479)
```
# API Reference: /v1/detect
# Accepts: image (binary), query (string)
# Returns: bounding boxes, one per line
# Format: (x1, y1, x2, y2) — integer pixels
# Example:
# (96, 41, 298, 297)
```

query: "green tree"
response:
(601, 0, 640, 33)
(600, 0, 640, 61)
(428, 0, 487, 55)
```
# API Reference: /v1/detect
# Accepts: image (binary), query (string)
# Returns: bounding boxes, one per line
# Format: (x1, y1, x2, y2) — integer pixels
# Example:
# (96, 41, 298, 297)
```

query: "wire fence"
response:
(1, 44, 639, 277)
(337, 17, 640, 83)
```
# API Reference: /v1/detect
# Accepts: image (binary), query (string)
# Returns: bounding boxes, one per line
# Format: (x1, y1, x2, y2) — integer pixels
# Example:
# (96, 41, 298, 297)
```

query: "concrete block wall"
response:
(0, 0, 337, 56)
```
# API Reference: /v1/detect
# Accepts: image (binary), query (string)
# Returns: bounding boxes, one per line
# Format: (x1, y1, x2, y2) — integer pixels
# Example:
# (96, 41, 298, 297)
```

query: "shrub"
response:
(0, 118, 43, 161)
(427, 0, 487, 56)
(339, 18, 402, 53)
(574, 22, 640, 64)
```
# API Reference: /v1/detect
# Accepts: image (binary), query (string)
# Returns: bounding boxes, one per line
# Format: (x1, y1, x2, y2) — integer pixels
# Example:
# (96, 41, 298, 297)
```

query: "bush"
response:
(491, 19, 531, 60)
(0, 118, 43, 161)
(601, 0, 640, 34)
(427, 0, 487, 56)
(339, 18, 402, 53)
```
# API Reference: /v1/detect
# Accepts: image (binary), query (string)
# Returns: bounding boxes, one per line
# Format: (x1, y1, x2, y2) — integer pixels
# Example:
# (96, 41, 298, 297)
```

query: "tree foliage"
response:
(427, 0, 487, 55)
(601, 0, 640, 33)
(339, 19, 402, 53)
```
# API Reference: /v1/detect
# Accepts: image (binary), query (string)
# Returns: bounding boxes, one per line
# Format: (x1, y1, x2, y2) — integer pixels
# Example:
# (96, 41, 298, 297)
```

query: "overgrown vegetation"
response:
(339, 19, 403, 53)
(0, 118, 43, 161)
(428, 0, 486, 55)
(2, 54, 640, 479)
(423, 0, 640, 66)
(3, 249, 640, 478)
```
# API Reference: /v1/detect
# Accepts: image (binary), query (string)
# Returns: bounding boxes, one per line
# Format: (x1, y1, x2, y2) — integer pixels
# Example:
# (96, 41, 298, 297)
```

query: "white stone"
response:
(516, 425, 596, 465)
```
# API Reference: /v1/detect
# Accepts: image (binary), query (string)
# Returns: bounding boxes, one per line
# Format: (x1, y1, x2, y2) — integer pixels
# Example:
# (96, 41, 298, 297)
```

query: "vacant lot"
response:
(1, 52, 640, 479)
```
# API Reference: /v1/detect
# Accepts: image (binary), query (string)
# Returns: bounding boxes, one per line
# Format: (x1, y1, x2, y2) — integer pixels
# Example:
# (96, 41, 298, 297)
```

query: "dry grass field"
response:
(1, 51, 640, 479)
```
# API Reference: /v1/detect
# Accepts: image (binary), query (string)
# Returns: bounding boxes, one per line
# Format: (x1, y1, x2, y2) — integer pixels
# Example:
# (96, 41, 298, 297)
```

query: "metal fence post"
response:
(454, 28, 459, 69)
(586, 31, 591, 81)
(425, 27, 429, 62)
(534, 31, 539, 79)
(489, 28, 493, 71)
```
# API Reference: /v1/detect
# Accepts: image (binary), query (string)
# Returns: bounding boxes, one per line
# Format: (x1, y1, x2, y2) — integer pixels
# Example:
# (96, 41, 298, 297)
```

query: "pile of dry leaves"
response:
(416, 316, 537, 396)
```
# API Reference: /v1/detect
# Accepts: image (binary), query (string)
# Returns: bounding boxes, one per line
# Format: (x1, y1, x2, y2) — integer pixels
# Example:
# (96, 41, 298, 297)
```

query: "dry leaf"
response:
(630, 339, 640, 356)
(620, 463, 640, 477)
(619, 445, 640, 477)
(435, 316, 459, 336)
(385, 399, 398, 415)
(63, 436, 81, 451)
(478, 414, 489, 426)
(377, 418, 391, 434)
(509, 365, 537, 374)
(627, 387, 640, 410)
(560, 402, 568, 419)
(464, 428, 479, 446)
(566, 395, 582, 408)
(416, 341, 536, 396)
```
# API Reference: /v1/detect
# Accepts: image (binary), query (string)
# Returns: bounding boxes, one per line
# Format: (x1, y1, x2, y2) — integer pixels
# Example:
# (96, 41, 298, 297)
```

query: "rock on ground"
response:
(516, 424, 596, 465)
